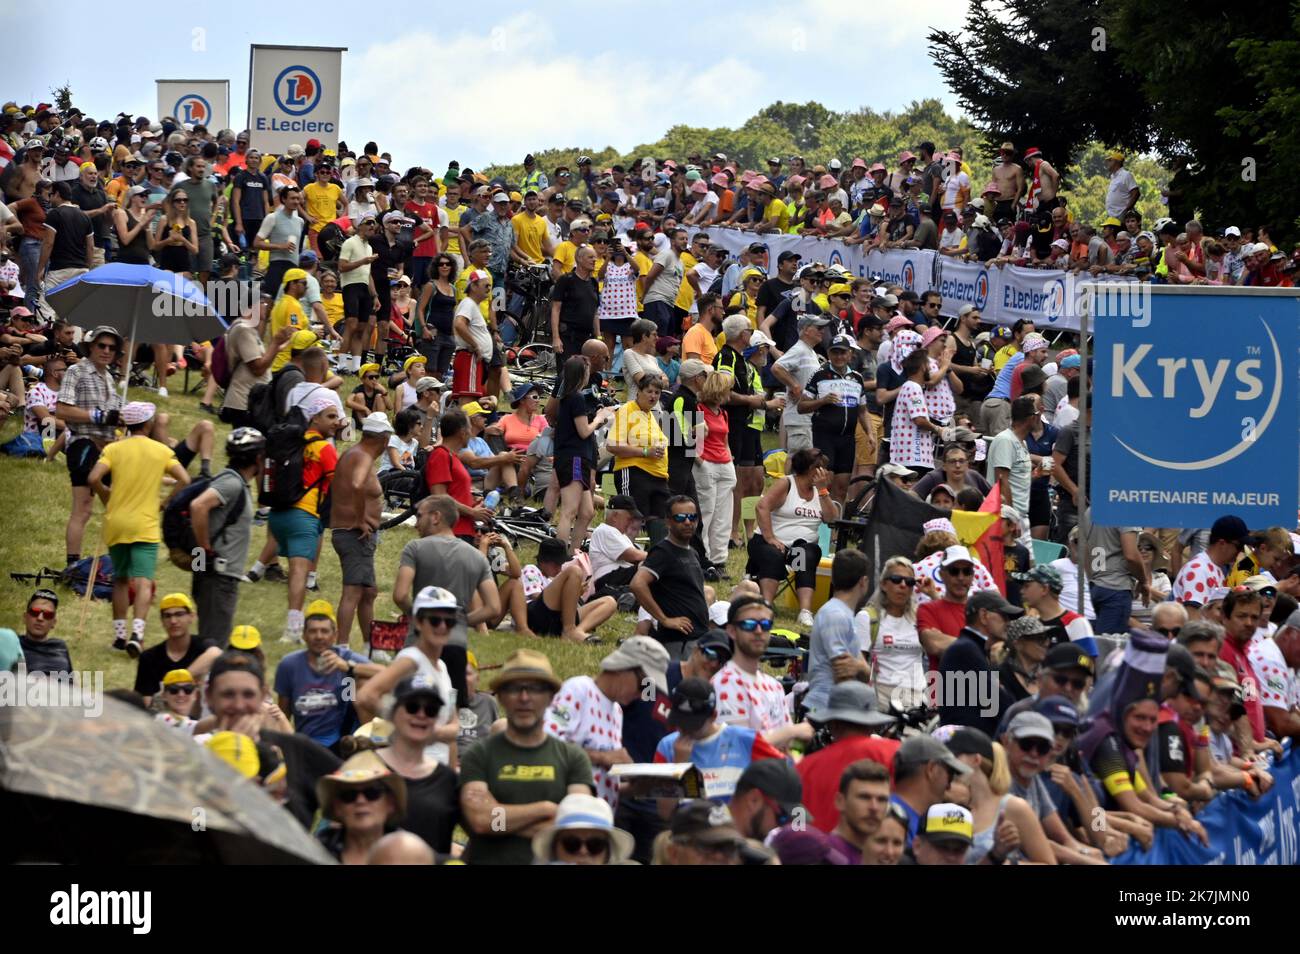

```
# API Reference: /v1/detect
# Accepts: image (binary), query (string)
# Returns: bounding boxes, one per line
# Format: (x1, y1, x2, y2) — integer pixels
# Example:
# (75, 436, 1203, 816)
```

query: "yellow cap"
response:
(304, 598, 336, 623)
(403, 354, 427, 373)
(282, 267, 309, 284)
(353, 718, 394, 743)
(290, 329, 320, 352)
(79, 161, 96, 173)
(1105, 149, 1124, 161)
(741, 267, 764, 282)
(827, 283, 852, 297)
(229, 625, 262, 651)
(509, 191, 523, 203)
(358, 362, 381, 377)
(460, 401, 488, 418)
(159, 592, 196, 613)
(161, 668, 196, 686)
(205, 731, 260, 780)
(466, 651, 479, 669)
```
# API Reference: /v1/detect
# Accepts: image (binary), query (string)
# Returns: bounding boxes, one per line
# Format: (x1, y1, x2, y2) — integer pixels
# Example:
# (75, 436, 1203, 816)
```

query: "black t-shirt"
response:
(552, 390, 595, 462)
(1003, 543, 1031, 606)
(391, 763, 460, 854)
(756, 277, 795, 320)
(1157, 719, 1191, 776)
(805, 365, 866, 436)
(19, 634, 72, 676)
(952, 334, 991, 401)
(1053, 421, 1089, 498)
(666, 384, 699, 477)
(232, 168, 271, 222)
(46, 204, 94, 270)
(69, 181, 111, 242)
(875, 362, 903, 438)
(642, 538, 711, 636)
(768, 294, 822, 353)
(998, 658, 1034, 703)
(552, 272, 600, 335)
(132, 635, 218, 697)
(713, 344, 754, 434)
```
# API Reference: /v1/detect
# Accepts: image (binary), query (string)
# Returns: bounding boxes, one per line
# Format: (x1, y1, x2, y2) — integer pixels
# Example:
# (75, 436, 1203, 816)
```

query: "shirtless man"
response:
(1022, 148, 1060, 217)
(990, 142, 1024, 222)
(331, 412, 390, 646)
(3, 140, 46, 202)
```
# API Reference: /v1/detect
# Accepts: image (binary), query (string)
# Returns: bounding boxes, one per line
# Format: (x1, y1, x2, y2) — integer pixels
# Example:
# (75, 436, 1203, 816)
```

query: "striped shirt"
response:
(57, 360, 120, 441)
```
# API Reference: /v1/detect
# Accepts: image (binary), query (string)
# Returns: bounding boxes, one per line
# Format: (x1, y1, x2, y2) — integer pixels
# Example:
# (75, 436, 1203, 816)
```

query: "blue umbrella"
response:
(46, 263, 230, 397)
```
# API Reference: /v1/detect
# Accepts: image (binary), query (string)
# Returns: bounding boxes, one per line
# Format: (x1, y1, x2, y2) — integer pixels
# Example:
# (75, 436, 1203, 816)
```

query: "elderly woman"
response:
(856, 556, 925, 711)
(531, 793, 636, 866)
(373, 675, 461, 856)
(316, 750, 408, 864)
(997, 615, 1051, 702)
(620, 319, 666, 403)
(607, 374, 670, 543)
(694, 369, 738, 574)
(750, 447, 836, 629)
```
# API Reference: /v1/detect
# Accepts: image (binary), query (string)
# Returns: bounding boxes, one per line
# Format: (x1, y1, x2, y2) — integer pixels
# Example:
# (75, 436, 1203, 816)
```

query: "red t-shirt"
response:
(797, 735, 901, 833)
(13, 197, 46, 240)
(424, 445, 476, 537)
(917, 597, 967, 670)
(700, 403, 731, 463)
(1220, 637, 1267, 742)
(405, 201, 441, 258)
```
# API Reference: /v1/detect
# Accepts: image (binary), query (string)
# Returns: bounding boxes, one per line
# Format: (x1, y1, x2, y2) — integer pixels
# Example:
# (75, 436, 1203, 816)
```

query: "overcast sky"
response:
(4, 0, 967, 167)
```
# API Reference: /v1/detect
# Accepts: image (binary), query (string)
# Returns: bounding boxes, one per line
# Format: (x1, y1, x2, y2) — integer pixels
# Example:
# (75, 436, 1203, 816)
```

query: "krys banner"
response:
(1091, 286, 1300, 528)
(247, 45, 345, 154)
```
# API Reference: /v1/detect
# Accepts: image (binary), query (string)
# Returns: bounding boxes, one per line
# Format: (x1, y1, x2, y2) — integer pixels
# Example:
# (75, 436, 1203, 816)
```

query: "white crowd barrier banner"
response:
(247, 45, 345, 154)
(156, 80, 229, 131)
(687, 226, 1140, 332)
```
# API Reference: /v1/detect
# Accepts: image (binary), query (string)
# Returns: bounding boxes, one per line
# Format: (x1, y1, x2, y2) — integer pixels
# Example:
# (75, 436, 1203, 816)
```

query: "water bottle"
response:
(484, 490, 501, 512)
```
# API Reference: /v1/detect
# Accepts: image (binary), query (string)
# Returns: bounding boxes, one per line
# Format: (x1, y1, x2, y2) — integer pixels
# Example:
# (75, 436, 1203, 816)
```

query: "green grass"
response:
(0, 383, 788, 692)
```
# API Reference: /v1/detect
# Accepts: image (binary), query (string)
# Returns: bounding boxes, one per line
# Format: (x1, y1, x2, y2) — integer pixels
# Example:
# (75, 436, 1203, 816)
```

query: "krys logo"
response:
(1108, 317, 1283, 471)
(274, 65, 322, 116)
(173, 94, 210, 126)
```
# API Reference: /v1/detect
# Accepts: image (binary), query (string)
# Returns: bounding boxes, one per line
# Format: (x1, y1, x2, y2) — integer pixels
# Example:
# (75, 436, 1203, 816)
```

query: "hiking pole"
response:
(77, 508, 104, 638)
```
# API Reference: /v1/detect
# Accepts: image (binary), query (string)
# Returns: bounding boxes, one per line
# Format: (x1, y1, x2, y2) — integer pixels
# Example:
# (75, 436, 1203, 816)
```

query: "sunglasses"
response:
(1049, 672, 1089, 691)
(438, 261, 453, 267)
(499, 681, 552, 696)
(164, 684, 197, 695)
(172, 198, 189, 203)
(558, 835, 609, 855)
(884, 575, 917, 587)
(1054, 725, 1077, 740)
(733, 618, 774, 633)
(1154, 626, 1181, 638)
(418, 613, 457, 629)
(337, 785, 389, 804)
(364, 373, 379, 380)
(670, 512, 699, 523)
(945, 565, 975, 577)
(761, 793, 793, 827)
(402, 698, 440, 718)
(93, 341, 119, 351)
(26, 608, 55, 620)
(1015, 737, 1052, 757)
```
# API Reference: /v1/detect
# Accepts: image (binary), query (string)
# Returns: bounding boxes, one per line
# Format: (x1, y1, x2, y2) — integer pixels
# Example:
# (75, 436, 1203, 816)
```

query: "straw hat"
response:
(315, 750, 407, 823)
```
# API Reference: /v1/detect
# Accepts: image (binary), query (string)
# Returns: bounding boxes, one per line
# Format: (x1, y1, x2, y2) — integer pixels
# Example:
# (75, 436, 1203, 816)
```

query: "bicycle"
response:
(500, 261, 557, 383)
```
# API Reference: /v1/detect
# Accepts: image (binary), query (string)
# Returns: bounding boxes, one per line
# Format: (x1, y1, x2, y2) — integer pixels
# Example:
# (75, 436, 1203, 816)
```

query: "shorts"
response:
(261, 260, 292, 298)
(452, 348, 485, 398)
(784, 423, 813, 452)
(642, 300, 676, 336)
(219, 406, 254, 429)
(856, 413, 882, 467)
(332, 527, 377, 588)
(993, 200, 1015, 222)
(173, 440, 196, 471)
(600, 317, 634, 338)
(488, 340, 505, 370)
(108, 541, 159, 580)
(616, 465, 671, 520)
(343, 283, 372, 321)
(556, 455, 594, 490)
(730, 426, 763, 468)
(1029, 482, 1052, 528)
(268, 507, 324, 560)
(526, 596, 565, 636)
(66, 438, 101, 487)
(814, 430, 856, 475)
(191, 235, 214, 274)
(747, 534, 820, 590)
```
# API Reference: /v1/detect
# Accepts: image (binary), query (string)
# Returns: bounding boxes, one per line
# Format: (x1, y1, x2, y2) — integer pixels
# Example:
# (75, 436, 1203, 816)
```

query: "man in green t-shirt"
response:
(460, 648, 594, 864)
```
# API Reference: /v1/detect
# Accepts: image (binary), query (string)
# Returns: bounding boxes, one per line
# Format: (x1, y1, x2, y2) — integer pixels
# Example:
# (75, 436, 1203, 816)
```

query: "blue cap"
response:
(1034, 694, 1080, 727)
(1060, 353, 1081, 369)
(602, 191, 620, 203)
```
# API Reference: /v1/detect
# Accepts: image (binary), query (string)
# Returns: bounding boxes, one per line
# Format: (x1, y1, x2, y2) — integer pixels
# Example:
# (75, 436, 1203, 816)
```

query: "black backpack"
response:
(246, 364, 305, 436)
(162, 470, 248, 570)
(318, 221, 346, 266)
(260, 422, 328, 510)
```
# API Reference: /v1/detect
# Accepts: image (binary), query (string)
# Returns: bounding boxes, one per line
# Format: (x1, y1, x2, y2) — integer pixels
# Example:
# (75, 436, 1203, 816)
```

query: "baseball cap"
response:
(228, 625, 262, 651)
(967, 590, 1026, 619)
(1011, 564, 1064, 592)
(737, 759, 805, 817)
(678, 358, 710, 380)
(939, 544, 976, 568)
(920, 804, 974, 847)
(304, 598, 336, 623)
(600, 636, 670, 695)
(1007, 711, 1056, 745)
(1043, 642, 1096, 675)
(668, 677, 716, 731)
(607, 494, 644, 520)
(159, 592, 196, 613)
(1006, 615, 1049, 642)
(465, 268, 492, 285)
(669, 801, 743, 845)
(290, 329, 320, 353)
(391, 673, 444, 711)
(1034, 695, 1080, 728)
(797, 314, 830, 332)
(161, 668, 196, 688)
(1165, 643, 1211, 698)
(777, 250, 801, 264)
(896, 735, 972, 776)
(491, 192, 510, 203)
(121, 401, 157, 426)
(944, 726, 994, 762)
(828, 333, 856, 351)
(281, 267, 308, 285)
(414, 376, 445, 394)
(695, 629, 733, 663)
(1209, 515, 1250, 545)
(411, 585, 459, 617)
(1021, 334, 1049, 353)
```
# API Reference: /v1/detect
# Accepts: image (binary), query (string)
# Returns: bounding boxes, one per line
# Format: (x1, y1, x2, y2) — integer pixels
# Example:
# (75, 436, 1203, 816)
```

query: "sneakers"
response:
(278, 632, 303, 645)
(617, 591, 638, 613)
(703, 566, 720, 583)
(797, 609, 815, 629)
(198, 402, 217, 415)
(111, 635, 128, 652)
(157, 386, 168, 399)
(263, 563, 288, 584)
(125, 635, 143, 658)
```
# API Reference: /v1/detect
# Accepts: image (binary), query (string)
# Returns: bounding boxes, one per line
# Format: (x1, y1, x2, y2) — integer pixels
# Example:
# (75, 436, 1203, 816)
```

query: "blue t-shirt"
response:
(273, 647, 369, 747)
(891, 794, 922, 848)
(654, 723, 781, 802)
(989, 352, 1025, 399)
(803, 597, 860, 712)
(465, 435, 492, 479)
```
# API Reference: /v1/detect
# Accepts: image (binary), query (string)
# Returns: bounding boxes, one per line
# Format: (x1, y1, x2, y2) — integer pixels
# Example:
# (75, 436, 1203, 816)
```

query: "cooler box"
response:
(775, 555, 834, 613)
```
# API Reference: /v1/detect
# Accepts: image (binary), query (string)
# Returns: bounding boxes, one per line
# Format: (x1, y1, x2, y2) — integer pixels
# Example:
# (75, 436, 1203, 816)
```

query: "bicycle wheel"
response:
(511, 342, 556, 380)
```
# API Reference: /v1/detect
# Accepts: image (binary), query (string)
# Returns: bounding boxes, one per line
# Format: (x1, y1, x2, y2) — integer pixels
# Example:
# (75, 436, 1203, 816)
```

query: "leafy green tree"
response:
(50, 83, 73, 114)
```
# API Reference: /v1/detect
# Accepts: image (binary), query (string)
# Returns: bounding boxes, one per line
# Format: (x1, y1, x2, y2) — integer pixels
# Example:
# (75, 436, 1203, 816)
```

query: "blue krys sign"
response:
(1092, 289, 1299, 528)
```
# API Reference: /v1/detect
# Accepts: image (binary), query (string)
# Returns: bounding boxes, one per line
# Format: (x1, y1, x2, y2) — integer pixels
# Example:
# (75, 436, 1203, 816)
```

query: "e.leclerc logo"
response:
(274, 65, 321, 115)
(900, 259, 915, 290)
(173, 95, 210, 126)
(1108, 316, 1283, 471)
(1041, 276, 1067, 323)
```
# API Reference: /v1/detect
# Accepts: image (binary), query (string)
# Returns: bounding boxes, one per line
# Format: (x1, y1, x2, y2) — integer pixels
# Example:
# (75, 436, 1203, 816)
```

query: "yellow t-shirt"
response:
(321, 291, 343, 332)
(682, 322, 719, 364)
(303, 181, 342, 232)
(269, 296, 308, 371)
(764, 197, 790, 233)
(633, 251, 653, 311)
(455, 266, 493, 320)
(728, 291, 758, 328)
(992, 344, 1019, 371)
(674, 251, 700, 312)
(609, 401, 669, 479)
(511, 211, 548, 263)
(443, 203, 465, 257)
(554, 241, 578, 275)
(106, 176, 130, 207)
(98, 436, 178, 547)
